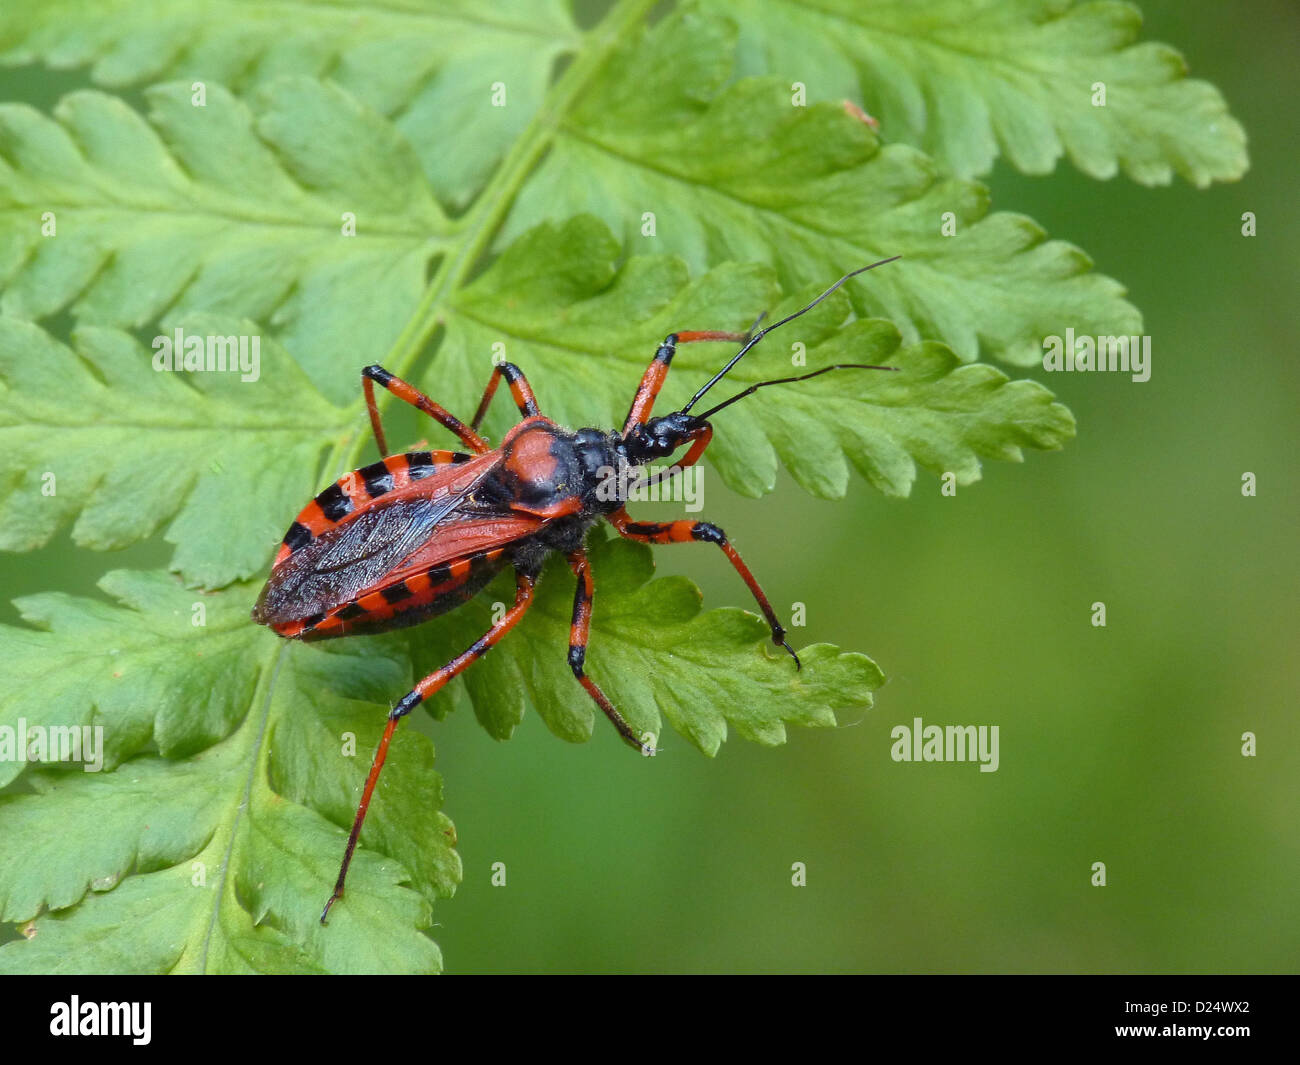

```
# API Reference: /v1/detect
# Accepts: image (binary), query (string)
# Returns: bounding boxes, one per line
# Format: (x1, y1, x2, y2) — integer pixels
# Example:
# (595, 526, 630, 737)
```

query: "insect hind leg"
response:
(470, 361, 542, 432)
(362, 364, 490, 457)
(321, 569, 536, 923)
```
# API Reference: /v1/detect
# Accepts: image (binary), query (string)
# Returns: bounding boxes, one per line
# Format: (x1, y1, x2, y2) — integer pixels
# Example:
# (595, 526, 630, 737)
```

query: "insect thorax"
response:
(569, 428, 628, 514)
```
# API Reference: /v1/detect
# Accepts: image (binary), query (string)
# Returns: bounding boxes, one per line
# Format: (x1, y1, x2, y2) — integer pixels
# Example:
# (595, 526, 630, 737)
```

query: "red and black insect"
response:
(252, 257, 899, 922)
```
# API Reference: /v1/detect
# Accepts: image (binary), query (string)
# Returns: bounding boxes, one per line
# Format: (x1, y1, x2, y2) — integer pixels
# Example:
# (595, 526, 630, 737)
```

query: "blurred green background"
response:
(1, 1, 1295, 973)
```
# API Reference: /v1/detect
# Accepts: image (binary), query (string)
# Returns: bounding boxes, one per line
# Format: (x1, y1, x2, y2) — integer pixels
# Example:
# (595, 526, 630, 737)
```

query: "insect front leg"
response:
(361, 364, 490, 457)
(470, 361, 542, 432)
(621, 330, 751, 434)
(321, 569, 536, 924)
(565, 551, 653, 755)
(634, 423, 713, 491)
(607, 508, 800, 669)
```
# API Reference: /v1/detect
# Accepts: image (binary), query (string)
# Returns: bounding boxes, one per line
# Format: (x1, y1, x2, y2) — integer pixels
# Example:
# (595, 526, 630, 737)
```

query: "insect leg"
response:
(607, 509, 800, 669)
(321, 569, 536, 924)
(565, 551, 654, 755)
(470, 361, 542, 431)
(361, 364, 490, 457)
(622, 330, 750, 434)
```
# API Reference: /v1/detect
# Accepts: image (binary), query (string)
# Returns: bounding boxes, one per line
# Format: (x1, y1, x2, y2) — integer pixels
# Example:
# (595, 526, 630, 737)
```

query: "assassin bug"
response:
(252, 256, 900, 922)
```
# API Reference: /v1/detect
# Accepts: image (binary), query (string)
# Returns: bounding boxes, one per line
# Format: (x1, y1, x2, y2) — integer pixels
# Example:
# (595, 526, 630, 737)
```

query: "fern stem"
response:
(326, 0, 659, 480)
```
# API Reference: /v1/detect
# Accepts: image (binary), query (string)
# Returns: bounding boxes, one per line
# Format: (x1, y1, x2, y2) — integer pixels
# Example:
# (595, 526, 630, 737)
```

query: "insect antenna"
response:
(679, 256, 901, 415)
(694, 360, 899, 420)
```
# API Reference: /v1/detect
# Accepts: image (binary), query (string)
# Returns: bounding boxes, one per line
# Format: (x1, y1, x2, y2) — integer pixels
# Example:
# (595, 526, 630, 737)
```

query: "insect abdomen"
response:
(275, 548, 509, 641)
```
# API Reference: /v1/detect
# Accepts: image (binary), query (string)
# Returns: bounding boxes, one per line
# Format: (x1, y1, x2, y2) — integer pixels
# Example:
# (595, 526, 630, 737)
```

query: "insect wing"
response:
(254, 457, 502, 625)
(386, 514, 548, 584)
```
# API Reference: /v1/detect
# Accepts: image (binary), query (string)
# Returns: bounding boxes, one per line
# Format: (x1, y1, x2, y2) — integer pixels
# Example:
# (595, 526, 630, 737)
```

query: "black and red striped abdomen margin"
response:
(273, 547, 509, 641)
(274, 449, 472, 567)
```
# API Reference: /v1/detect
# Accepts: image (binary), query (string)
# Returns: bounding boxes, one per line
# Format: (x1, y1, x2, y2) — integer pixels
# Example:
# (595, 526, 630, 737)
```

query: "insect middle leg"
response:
(362, 364, 490, 457)
(470, 361, 541, 431)
(607, 508, 800, 669)
(565, 551, 653, 755)
(321, 569, 536, 923)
